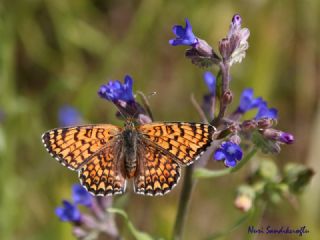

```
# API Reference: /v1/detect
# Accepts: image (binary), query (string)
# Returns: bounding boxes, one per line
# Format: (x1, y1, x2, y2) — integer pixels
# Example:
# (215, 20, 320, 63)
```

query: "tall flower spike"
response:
(98, 75, 134, 103)
(255, 102, 278, 120)
(237, 88, 263, 113)
(169, 18, 198, 46)
(214, 141, 243, 167)
(55, 200, 81, 223)
(72, 184, 93, 207)
(59, 105, 83, 127)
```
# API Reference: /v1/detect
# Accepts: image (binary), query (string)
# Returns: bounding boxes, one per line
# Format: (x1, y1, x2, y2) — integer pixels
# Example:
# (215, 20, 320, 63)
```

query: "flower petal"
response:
(214, 149, 226, 161)
(204, 71, 216, 95)
(72, 184, 92, 207)
(225, 158, 237, 168)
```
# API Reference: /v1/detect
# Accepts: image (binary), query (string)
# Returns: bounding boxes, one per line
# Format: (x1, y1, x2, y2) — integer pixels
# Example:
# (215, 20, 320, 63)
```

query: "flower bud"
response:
(229, 134, 241, 145)
(241, 120, 258, 131)
(260, 129, 294, 145)
(279, 132, 294, 144)
(138, 113, 152, 124)
(234, 194, 252, 212)
(256, 118, 275, 129)
(194, 38, 214, 57)
(222, 90, 233, 105)
(260, 128, 279, 140)
(219, 38, 232, 60)
(234, 185, 255, 212)
(73, 226, 88, 238)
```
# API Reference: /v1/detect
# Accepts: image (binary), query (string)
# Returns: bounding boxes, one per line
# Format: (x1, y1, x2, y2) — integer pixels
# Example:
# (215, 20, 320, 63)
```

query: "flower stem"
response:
(212, 61, 230, 126)
(172, 165, 196, 240)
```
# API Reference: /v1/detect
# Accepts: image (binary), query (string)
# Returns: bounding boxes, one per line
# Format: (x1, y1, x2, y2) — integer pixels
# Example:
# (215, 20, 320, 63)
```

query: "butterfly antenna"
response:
(136, 91, 156, 121)
(114, 103, 128, 121)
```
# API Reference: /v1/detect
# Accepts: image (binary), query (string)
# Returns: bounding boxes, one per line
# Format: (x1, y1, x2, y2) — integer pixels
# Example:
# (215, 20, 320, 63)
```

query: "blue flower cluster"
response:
(237, 88, 278, 120)
(214, 141, 243, 167)
(98, 75, 134, 103)
(55, 184, 92, 223)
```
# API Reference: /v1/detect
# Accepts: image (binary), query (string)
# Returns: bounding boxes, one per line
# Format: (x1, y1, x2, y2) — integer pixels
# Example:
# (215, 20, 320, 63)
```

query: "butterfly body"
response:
(121, 123, 139, 178)
(42, 121, 215, 196)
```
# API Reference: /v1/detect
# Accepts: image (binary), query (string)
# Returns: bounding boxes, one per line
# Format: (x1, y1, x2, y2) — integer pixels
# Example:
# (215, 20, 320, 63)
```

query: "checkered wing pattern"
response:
(42, 125, 120, 170)
(79, 146, 126, 196)
(138, 122, 215, 165)
(134, 143, 181, 196)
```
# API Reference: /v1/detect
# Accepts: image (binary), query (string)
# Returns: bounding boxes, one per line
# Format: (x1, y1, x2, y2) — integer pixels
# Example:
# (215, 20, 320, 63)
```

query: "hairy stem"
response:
(172, 165, 196, 240)
(212, 61, 230, 125)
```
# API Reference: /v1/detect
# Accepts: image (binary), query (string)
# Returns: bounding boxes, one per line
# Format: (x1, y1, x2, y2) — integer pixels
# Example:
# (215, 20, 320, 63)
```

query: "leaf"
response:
(283, 163, 314, 194)
(251, 131, 280, 154)
(185, 48, 219, 68)
(108, 208, 154, 240)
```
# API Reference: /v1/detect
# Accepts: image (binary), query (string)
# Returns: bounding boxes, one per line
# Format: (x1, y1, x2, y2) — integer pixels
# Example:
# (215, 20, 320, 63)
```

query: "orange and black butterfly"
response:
(42, 121, 215, 196)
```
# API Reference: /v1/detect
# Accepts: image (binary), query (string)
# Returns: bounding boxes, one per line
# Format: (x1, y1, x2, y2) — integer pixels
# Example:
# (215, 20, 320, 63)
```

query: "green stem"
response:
(172, 165, 196, 240)
(194, 148, 258, 179)
(246, 201, 267, 240)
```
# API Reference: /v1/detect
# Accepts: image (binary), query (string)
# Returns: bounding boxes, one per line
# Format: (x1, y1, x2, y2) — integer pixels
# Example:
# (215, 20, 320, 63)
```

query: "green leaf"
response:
(283, 163, 314, 194)
(258, 160, 279, 181)
(193, 148, 257, 179)
(185, 48, 220, 68)
(251, 131, 280, 154)
(108, 208, 154, 240)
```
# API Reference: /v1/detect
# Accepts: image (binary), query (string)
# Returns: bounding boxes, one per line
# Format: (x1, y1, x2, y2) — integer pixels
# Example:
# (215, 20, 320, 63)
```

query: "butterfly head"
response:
(124, 118, 136, 129)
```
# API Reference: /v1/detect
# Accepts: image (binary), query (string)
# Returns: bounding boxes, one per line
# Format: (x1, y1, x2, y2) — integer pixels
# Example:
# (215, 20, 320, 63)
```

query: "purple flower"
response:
(98, 75, 134, 103)
(204, 71, 216, 96)
(59, 106, 82, 127)
(255, 102, 278, 120)
(237, 88, 263, 113)
(55, 200, 81, 223)
(279, 132, 294, 144)
(72, 184, 93, 207)
(169, 19, 198, 46)
(214, 141, 243, 167)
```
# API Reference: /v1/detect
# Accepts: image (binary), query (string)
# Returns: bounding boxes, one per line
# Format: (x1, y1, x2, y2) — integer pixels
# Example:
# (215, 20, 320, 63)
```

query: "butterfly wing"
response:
(41, 124, 121, 170)
(138, 122, 215, 165)
(134, 142, 181, 196)
(79, 146, 127, 196)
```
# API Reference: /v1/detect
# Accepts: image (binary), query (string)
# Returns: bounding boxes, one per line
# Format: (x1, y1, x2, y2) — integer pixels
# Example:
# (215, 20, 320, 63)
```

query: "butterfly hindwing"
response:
(42, 125, 121, 170)
(134, 142, 181, 196)
(79, 146, 126, 196)
(138, 122, 215, 165)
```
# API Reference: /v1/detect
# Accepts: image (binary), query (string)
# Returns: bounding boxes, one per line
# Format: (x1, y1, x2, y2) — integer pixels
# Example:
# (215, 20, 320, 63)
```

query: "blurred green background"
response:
(0, 0, 319, 239)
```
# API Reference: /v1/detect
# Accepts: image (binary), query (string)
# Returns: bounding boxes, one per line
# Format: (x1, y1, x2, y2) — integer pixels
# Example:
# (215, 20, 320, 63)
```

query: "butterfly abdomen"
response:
(122, 128, 138, 178)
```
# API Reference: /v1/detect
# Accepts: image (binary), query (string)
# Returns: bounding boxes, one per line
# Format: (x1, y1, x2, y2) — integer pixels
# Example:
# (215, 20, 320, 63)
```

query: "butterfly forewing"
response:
(138, 122, 215, 165)
(134, 142, 181, 196)
(42, 125, 121, 170)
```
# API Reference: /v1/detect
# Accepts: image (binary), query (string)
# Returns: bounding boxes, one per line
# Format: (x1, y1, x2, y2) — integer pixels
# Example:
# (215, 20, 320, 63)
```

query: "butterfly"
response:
(42, 120, 215, 196)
